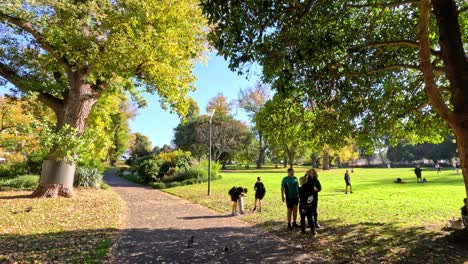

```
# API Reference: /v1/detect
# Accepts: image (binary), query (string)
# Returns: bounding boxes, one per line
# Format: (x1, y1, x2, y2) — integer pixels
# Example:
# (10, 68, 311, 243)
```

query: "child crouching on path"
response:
(253, 176, 266, 212)
(229, 187, 247, 216)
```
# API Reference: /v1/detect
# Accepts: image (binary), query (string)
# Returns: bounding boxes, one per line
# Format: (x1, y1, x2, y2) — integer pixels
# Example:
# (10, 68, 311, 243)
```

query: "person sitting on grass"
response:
(393, 178, 405, 184)
(253, 176, 266, 212)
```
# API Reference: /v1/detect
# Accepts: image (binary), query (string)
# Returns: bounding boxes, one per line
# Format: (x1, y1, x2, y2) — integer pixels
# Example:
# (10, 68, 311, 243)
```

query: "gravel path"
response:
(104, 171, 325, 264)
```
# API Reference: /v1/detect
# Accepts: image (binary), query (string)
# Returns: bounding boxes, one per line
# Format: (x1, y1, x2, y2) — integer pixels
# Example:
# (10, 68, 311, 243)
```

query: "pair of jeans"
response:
(300, 210, 315, 233)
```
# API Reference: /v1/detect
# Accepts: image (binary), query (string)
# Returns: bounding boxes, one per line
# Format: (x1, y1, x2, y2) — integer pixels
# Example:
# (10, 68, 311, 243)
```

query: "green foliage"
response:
(166, 182, 182, 188)
(74, 167, 103, 188)
(0, 162, 27, 178)
(129, 133, 153, 159)
(137, 159, 161, 183)
(0, 175, 39, 190)
(150, 182, 166, 189)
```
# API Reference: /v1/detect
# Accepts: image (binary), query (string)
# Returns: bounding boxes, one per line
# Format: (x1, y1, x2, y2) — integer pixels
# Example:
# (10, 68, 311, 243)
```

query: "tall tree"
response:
(206, 93, 234, 117)
(0, 0, 206, 197)
(238, 81, 270, 168)
(255, 94, 315, 169)
(128, 133, 152, 159)
(201, 0, 468, 202)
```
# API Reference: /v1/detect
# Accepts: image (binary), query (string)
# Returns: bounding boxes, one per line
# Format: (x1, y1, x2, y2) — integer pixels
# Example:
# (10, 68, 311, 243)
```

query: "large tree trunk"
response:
(322, 150, 330, 170)
(419, 0, 468, 212)
(33, 73, 99, 198)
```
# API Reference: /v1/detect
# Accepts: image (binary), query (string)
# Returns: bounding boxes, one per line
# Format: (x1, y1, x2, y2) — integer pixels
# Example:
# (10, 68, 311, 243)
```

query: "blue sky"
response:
(0, 54, 261, 148)
(132, 54, 261, 148)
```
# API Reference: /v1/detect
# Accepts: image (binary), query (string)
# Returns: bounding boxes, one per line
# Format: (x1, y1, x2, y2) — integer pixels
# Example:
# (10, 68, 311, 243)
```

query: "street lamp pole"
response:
(208, 109, 216, 196)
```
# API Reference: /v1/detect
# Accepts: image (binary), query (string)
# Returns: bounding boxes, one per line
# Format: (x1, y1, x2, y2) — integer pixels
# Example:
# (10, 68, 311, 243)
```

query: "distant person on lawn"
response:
(435, 163, 441, 174)
(281, 168, 300, 230)
(344, 170, 352, 194)
(414, 165, 422, 183)
(253, 176, 266, 212)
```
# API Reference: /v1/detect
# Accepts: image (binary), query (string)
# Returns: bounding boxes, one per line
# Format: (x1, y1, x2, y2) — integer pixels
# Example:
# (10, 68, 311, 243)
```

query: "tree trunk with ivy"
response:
(32, 74, 100, 198)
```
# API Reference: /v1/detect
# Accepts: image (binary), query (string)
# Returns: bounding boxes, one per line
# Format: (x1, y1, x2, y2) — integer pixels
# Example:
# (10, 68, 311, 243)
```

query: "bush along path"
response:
(103, 170, 325, 263)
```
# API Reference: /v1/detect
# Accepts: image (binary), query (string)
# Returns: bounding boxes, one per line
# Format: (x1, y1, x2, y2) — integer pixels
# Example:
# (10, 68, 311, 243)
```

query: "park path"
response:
(103, 171, 325, 264)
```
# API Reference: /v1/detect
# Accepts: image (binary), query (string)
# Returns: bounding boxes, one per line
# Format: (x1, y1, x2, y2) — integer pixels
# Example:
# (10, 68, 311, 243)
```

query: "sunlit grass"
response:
(165, 167, 467, 262)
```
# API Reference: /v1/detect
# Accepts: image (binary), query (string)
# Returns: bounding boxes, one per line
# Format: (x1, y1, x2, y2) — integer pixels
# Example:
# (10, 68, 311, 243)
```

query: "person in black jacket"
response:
(304, 169, 322, 229)
(414, 165, 422, 183)
(299, 176, 315, 235)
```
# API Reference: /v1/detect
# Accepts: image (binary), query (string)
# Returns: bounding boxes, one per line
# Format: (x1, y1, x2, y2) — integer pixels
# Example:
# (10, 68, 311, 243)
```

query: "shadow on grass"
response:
(256, 219, 468, 263)
(0, 194, 33, 200)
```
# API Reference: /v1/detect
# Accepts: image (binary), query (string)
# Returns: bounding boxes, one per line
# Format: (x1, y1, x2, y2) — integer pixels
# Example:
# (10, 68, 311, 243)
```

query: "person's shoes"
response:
(288, 223, 292, 230)
(252, 207, 256, 212)
(258, 208, 262, 212)
(293, 223, 300, 228)
(315, 223, 321, 228)
(312, 230, 317, 236)
(345, 192, 347, 194)
(301, 231, 306, 235)
(231, 212, 237, 216)
(350, 191, 353, 194)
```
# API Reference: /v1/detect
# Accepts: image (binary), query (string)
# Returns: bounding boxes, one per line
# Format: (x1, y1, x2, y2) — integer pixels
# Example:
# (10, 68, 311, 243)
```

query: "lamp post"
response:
(208, 109, 216, 196)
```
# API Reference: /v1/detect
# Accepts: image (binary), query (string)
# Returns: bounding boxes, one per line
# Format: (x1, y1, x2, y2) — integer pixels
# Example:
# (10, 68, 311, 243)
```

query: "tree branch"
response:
(419, 0, 456, 124)
(38, 92, 64, 118)
(348, 0, 418, 8)
(0, 62, 23, 88)
(351, 40, 441, 57)
(0, 12, 71, 71)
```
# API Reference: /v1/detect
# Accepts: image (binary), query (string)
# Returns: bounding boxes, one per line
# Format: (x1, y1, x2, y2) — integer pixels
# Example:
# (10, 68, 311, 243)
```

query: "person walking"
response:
(414, 165, 422, 183)
(281, 168, 300, 230)
(253, 176, 266, 212)
(344, 169, 352, 194)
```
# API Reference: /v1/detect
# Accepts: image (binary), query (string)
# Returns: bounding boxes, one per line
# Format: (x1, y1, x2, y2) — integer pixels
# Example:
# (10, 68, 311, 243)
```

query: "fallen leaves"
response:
(0, 189, 124, 263)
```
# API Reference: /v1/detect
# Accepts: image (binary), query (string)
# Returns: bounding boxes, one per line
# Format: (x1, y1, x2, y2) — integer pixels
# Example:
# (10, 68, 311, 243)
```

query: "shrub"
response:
(0, 175, 39, 190)
(181, 179, 197, 185)
(137, 159, 160, 183)
(100, 182, 110, 190)
(166, 182, 182, 188)
(74, 167, 102, 188)
(0, 162, 27, 178)
(150, 182, 166, 189)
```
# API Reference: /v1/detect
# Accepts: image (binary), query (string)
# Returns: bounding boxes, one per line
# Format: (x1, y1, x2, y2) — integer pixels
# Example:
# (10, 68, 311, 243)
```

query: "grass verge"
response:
(0, 189, 124, 263)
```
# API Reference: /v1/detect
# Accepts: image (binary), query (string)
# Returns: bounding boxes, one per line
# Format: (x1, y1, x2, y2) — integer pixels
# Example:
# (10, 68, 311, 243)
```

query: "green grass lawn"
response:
(165, 167, 468, 263)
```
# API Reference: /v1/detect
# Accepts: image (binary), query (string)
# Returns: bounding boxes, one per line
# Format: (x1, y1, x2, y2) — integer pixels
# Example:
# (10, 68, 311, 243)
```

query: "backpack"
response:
(228, 186, 237, 196)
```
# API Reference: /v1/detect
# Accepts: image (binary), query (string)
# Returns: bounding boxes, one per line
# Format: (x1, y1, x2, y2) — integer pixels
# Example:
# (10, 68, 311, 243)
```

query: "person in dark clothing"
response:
(414, 165, 422, 183)
(229, 187, 247, 216)
(253, 176, 266, 212)
(299, 176, 316, 235)
(304, 169, 322, 229)
(344, 170, 352, 194)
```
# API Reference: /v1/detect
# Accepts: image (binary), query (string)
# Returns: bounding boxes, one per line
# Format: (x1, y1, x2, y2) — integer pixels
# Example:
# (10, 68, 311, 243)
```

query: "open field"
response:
(0, 189, 124, 263)
(165, 167, 468, 263)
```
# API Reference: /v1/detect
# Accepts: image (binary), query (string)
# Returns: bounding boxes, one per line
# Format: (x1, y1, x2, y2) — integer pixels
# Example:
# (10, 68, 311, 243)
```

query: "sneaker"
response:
(350, 191, 353, 194)
(252, 207, 256, 212)
(293, 223, 300, 228)
(312, 230, 317, 236)
(231, 212, 236, 216)
(288, 223, 292, 230)
(315, 223, 321, 228)
(258, 208, 262, 212)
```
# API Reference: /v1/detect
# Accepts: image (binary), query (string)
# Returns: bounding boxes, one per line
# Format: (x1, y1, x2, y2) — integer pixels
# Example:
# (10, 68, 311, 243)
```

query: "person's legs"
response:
(300, 211, 306, 233)
(287, 207, 293, 229)
(232, 201, 238, 215)
(292, 203, 299, 227)
(258, 199, 262, 212)
(306, 212, 315, 235)
(350, 185, 353, 193)
(253, 198, 258, 211)
(345, 184, 348, 194)
(312, 202, 320, 228)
